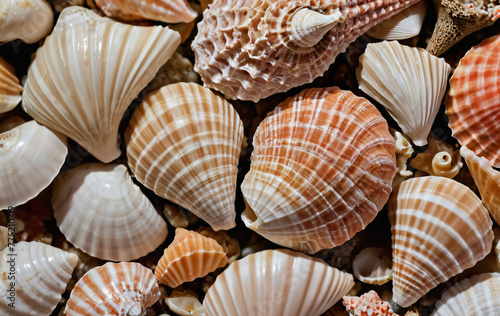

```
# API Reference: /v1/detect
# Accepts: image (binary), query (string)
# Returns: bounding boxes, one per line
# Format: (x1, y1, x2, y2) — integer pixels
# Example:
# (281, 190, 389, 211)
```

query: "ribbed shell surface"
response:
(241, 87, 396, 254)
(65, 262, 160, 316)
(125, 82, 244, 231)
(389, 176, 493, 307)
(0, 56, 22, 114)
(22, 6, 180, 163)
(445, 34, 500, 167)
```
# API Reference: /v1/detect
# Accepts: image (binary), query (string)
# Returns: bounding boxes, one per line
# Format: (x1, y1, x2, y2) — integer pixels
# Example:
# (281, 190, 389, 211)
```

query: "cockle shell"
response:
(52, 163, 168, 261)
(192, 0, 421, 102)
(410, 135, 463, 178)
(389, 176, 493, 307)
(431, 273, 500, 315)
(0, 241, 78, 316)
(65, 262, 161, 316)
(343, 291, 396, 316)
(22, 6, 181, 163)
(125, 82, 244, 231)
(357, 40, 452, 146)
(445, 34, 500, 167)
(0, 56, 22, 114)
(155, 228, 228, 288)
(0, 120, 67, 210)
(0, 0, 53, 43)
(241, 87, 396, 254)
(203, 249, 355, 316)
(352, 247, 392, 285)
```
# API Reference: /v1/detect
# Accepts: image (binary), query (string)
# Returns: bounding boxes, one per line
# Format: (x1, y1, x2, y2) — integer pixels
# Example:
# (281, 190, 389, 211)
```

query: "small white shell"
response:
(352, 247, 392, 285)
(166, 290, 205, 316)
(0, 0, 53, 43)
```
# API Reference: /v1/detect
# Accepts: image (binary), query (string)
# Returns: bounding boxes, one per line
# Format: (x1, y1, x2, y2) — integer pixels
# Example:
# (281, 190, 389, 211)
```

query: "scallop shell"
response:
(241, 86, 396, 254)
(445, 34, 500, 167)
(65, 262, 161, 316)
(0, 57, 22, 114)
(125, 82, 244, 231)
(357, 40, 452, 146)
(155, 228, 228, 288)
(352, 247, 392, 285)
(52, 163, 168, 261)
(192, 0, 422, 102)
(431, 273, 500, 315)
(0, 0, 53, 43)
(0, 241, 78, 316)
(0, 120, 67, 210)
(95, 0, 197, 23)
(203, 249, 355, 316)
(410, 135, 463, 178)
(22, 6, 181, 163)
(389, 176, 493, 307)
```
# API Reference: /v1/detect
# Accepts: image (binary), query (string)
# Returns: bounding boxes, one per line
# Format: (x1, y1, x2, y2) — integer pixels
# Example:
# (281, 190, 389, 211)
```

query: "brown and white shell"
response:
(0, 56, 22, 114)
(0, 0, 53, 43)
(241, 87, 396, 254)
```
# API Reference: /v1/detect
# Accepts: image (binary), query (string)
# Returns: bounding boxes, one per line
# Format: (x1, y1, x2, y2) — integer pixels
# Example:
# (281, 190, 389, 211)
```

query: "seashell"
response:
(203, 249, 355, 316)
(65, 262, 161, 316)
(352, 247, 392, 285)
(52, 163, 168, 261)
(0, 241, 78, 316)
(460, 145, 500, 225)
(95, 0, 197, 23)
(0, 56, 22, 114)
(357, 40, 452, 146)
(165, 290, 205, 316)
(155, 228, 228, 288)
(445, 34, 500, 167)
(196, 226, 240, 264)
(0, 0, 53, 44)
(431, 273, 500, 315)
(125, 82, 244, 231)
(192, 0, 422, 102)
(241, 87, 396, 254)
(22, 6, 181, 163)
(389, 176, 493, 307)
(367, 0, 427, 40)
(391, 129, 414, 187)
(0, 226, 7, 250)
(426, 0, 500, 56)
(0, 120, 67, 210)
(343, 290, 396, 316)
(163, 202, 189, 229)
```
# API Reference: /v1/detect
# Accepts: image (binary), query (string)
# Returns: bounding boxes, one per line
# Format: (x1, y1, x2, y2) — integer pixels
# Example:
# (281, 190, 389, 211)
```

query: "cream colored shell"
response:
(0, 56, 22, 114)
(410, 135, 462, 178)
(352, 247, 392, 285)
(0, 0, 53, 43)
(165, 290, 205, 316)
(391, 129, 414, 187)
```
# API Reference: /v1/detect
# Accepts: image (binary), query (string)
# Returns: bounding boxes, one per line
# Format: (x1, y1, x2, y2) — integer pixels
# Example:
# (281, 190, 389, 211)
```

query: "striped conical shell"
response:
(445, 34, 500, 167)
(125, 82, 244, 231)
(22, 6, 180, 163)
(155, 228, 228, 288)
(203, 249, 354, 316)
(241, 87, 396, 254)
(0, 241, 78, 316)
(0, 56, 22, 114)
(389, 176, 493, 307)
(65, 262, 160, 316)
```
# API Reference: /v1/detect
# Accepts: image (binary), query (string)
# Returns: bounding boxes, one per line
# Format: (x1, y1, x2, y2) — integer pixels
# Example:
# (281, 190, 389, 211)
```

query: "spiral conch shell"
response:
(0, 0, 53, 43)
(22, 6, 181, 163)
(192, 0, 421, 102)
(203, 249, 355, 316)
(0, 56, 22, 114)
(410, 135, 463, 178)
(389, 176, 493, 307)
(241, 87, 396, 254)
(125, 83, 244, 231)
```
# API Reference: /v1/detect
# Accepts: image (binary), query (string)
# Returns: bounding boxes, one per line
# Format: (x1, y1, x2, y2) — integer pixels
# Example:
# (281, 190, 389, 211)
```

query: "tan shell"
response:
(0, 57, 22, 114)
(352, 247, 392, 285)
(125, 83, 244, 231)
(22, 7, 181, 163)
(0, 0, 53, 43)
(410, 135, 463, 178)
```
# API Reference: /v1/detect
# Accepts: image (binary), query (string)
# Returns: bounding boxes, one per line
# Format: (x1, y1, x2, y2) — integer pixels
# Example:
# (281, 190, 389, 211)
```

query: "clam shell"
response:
(445, 34, 500, 167)
(0, 241, 78, 316)
(0, 0, 53, 43)
(65, 262, 161, 316)
(125, 82, 244, 231)
(203, 249, 355, 316)
(241, 87, 396, 254)
(0, 120, 67, 210)
(0, 57, 22, 114)
(22, 6, 181, 163)
(357, 40, 451, 146)
(389, 176, 493, 307)
(155, 228, 228, 288)
(352, 247, 392, 285)
(52, 163, 168, 261)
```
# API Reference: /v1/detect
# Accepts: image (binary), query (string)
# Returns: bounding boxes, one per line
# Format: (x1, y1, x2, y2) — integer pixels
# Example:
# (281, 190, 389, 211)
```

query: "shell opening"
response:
(432, 151, 453, 174)
(289, 8, 344, 48)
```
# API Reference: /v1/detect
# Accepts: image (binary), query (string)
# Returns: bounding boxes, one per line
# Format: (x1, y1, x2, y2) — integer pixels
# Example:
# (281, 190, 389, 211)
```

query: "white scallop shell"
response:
(0, 0, 53, 43)
(352, 247, 392, 285)
(52, 163, 168, 261)
(0, 120, 67, 210)
(0, 57, 22, 114)
(357, 40, 452, 146)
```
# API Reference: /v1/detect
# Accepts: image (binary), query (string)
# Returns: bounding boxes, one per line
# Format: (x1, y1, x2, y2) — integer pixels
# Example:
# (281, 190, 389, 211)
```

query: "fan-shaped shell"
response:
(241, 86, 396, 254)
(125, 82, 244, 231)
(445, 34, 500, 167)
(0, 120, 67, 210)
(357, 40, 451, 146)
(52, 163, 168, 261)
(0, 0, 53, 43)
(65, 262, 161, 316)
(0, 56, 22, 114)
(22, 6, 181, 163)
(389, 176, 493, 307)
(0, 241, 78, 316)
(203, 249, 354, 316)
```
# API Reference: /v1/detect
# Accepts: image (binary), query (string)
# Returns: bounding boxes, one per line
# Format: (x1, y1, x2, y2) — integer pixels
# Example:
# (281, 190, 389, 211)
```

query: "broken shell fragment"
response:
(352, 247, 392, 285)
(391, 129, 414, 187)
(410, 135, 463, 178)
(343, 290, 396, 316)
(0, 0, 53, 43)
(0, 56, 23, 114)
